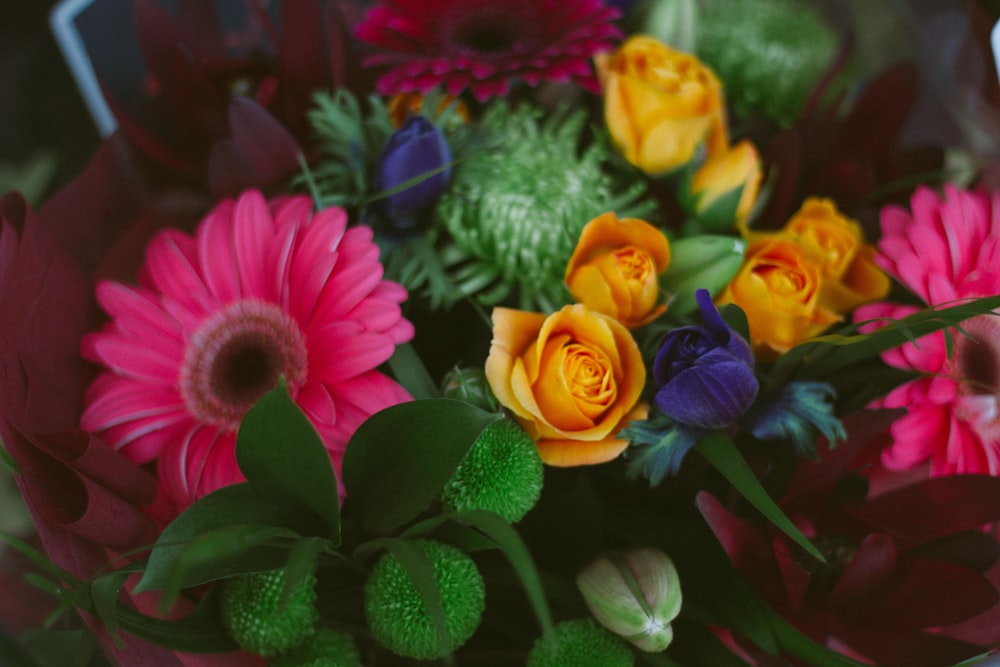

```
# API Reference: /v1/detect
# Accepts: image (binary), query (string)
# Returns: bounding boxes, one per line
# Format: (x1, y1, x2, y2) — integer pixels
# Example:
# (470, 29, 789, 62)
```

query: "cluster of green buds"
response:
(576, 547, 683, 652)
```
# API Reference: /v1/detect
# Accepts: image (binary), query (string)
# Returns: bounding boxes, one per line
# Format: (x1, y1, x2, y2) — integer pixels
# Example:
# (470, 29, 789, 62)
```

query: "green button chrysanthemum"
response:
(697, 0, 839, 126)
(441, 418, 544, 523)
(219, 569, 318, 657)
(527, 618, 635, 667)
(364, 539, 486, 660)
(270, 627, 363, 667)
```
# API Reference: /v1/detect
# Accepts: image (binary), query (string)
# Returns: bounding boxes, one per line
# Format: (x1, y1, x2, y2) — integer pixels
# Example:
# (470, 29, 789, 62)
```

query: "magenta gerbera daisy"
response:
(80, 190, 414, 508)
(855, 185, 1000, 476)
(354, 0, 622, 101)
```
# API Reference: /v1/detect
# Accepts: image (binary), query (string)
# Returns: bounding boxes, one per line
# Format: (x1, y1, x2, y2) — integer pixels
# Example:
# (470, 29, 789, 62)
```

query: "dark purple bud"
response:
(652, 290, 758, 429)
(377, 115, 452, 230)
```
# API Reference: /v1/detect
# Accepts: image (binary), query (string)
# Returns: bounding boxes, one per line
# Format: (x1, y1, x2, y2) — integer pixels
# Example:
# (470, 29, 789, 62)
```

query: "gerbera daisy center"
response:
(181, 299, 308, 431)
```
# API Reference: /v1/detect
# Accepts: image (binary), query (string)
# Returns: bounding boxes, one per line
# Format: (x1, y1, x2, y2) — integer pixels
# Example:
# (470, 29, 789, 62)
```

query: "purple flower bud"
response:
(652, 290, 758, 429)
(377, 115, 452, 230)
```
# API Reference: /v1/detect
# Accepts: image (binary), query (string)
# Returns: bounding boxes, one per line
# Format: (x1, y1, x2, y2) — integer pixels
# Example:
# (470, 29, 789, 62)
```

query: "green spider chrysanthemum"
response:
(364, 539, 485, 660)
(527, 618, 635, 667)
(270, 627, 363, 667)
(441, 418, 544, 523)
(428, 102, 656, 311)
(219, 569, 318, 657)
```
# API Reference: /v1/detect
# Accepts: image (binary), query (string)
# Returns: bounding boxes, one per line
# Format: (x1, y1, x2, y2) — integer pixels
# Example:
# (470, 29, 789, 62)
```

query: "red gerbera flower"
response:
(354, 0, 622, 101)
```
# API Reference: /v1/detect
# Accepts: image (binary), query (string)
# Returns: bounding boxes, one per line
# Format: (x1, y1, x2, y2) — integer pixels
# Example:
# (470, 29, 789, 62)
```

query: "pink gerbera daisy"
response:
(354, 0, 622, 101)
(81, 190, 414, 508)
(855, 185, 1000, 476)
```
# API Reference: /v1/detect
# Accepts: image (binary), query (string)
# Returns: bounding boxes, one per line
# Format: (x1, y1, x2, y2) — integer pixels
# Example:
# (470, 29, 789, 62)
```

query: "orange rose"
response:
(565, 212, 671, 329)
(596, 36, 728, 175)
(485, 304, 647, 466)
(781, 198, 890, 312)
(718, 233, 838, 353)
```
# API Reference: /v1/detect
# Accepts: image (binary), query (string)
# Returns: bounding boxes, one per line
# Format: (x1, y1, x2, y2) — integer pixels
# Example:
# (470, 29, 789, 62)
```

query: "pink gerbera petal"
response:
(81, 190, 414, 512)
(861, 185, 1000, 478)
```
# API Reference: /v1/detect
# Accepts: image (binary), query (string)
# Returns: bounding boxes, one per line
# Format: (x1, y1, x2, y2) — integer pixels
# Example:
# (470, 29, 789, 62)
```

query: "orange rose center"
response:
(615, 247, 654, 284)
(756, 263, 808, 296)
(563, 343, 616, 412)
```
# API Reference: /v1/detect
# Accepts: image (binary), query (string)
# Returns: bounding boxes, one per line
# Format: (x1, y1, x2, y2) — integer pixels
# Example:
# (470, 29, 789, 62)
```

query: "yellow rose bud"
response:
(485, 304, 647, 466)
(780, 198, 890, 312)
(565, 212, 671, 329)
(689, 139, 762, 231)
(576, 548, 682, 653)
(718, 233, 839, 354)
(597, 35, 728, 175)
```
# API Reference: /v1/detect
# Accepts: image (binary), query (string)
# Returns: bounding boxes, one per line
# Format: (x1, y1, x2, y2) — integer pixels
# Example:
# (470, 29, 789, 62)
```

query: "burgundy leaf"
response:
(836, 62, 918, 162)
(226, 97, 302, 189)
(828, 532, 897, 606)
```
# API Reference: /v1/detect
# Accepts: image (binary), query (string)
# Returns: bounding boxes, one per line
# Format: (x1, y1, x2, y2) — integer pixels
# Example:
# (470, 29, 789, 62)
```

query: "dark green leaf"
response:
(113, 585, 238, 653)
(162, 524, 299, 607)
(696, 434, 823, 561)
(0, 442, 19, 473)
(237, 379, 341, 540)
(280, 537, 328, 607)
(767, 297, 1000, 388)
(769, 614, 869, 667)
(135, 483, 301, 594)
(342, 399, 501, 533)
(90, 570, 133, 647)
(0, 532, 81, 586)
(387, 343, 441, 400)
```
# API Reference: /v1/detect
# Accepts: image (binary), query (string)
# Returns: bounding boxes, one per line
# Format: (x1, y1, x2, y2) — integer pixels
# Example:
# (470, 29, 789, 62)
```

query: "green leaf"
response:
(387, 343, 441, 400)
(113, 585, 238, 653)
(342, 398, 501, 533)
(0, 441, 19, 474)
(766, 296, 1000, 388)
(367, 537, 452, 659)
(402, 510, 555, 635)
(135, 483, 301, 594)
(237, 379, 341, 540)
(280, 537, 328, 607)
(769, 614, 869, 667)
(696, 434, 823, 561)
(161, 523, 299, 608)
(90, 569, 134, 647)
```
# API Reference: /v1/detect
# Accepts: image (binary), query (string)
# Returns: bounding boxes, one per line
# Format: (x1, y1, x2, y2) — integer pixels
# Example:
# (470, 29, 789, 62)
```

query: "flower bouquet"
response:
(3, 0, 1000, 665)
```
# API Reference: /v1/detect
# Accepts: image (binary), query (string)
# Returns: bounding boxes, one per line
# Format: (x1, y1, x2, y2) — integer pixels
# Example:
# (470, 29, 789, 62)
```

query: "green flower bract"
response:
(219, 569, 318, 657)
(527, 618, 635, 667)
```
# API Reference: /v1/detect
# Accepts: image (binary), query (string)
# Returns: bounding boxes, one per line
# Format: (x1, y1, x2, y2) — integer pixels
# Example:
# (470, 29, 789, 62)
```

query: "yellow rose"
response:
(485, 304, 648, 466)
(690, 139, 762, 230)
(565, 212, 671, 329)
(781, 198, 890, 312)
(718, 233, 839, 354)
(597, 35, 728, 175)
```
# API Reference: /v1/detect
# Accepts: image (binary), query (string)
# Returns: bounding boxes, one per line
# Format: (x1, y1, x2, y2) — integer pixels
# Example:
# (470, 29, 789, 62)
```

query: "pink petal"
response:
(311, 333, 396, 383)
(196, 199, 241, 302)
(232, 190, 277, 300)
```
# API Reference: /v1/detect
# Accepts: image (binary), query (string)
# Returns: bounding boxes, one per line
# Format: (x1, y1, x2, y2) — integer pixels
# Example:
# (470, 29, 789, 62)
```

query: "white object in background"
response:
(993, 18, 1000, 87)
(50, 0, 117, 137)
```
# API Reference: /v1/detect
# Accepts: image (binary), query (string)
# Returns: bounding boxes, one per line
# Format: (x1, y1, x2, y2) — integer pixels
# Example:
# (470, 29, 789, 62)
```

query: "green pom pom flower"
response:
(270, 627, 363, 667)
(527, 619, 635, 667)
(696, 0, 839, 126)
(364, 540, 485, 660)
(219, 569, 318, 657)
(441, 418, 544, 522)
(432, 103, 656, 311)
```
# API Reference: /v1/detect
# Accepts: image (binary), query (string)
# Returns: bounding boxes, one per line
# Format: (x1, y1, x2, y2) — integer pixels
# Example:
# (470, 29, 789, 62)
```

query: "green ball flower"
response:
(697, 0, 839, 126)
(364, 540, 485, 660)
(219, 569, 318, 657)
(270, 627, 363, 667)
(527, 619, 635, 667)
(441, 418, 543, 523)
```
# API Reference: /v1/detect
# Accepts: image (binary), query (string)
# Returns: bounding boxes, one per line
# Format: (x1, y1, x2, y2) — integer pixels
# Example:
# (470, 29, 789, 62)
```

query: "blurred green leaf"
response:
(387, 343, 441, 400)
(237, 379, 341, 540)
(342, 398, 501, 533)
(696, 434, 823, 561)
(767, 296, 1000, 389)
(112, 585, 238, 653)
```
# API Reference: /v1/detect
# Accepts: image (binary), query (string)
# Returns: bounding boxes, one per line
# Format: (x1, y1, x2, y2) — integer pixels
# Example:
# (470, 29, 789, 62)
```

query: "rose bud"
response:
(653, 289, 758, 429)
(576, 547, 682, 653)
(686, 139, 762, 232)
(377, 115, 452, 231)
